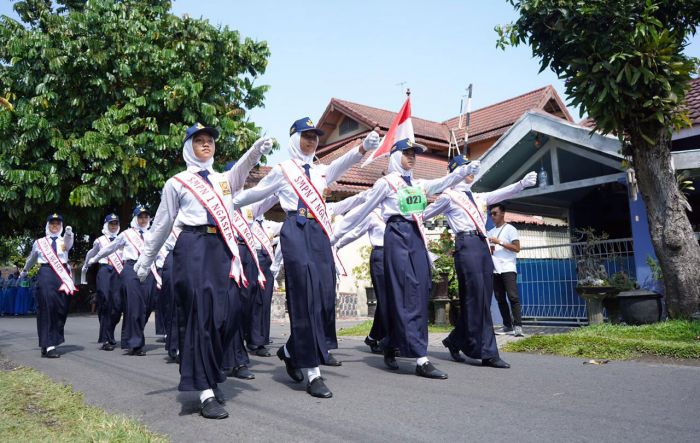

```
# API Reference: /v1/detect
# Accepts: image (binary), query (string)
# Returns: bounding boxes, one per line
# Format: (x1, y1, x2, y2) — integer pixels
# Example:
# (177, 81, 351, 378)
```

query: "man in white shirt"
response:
(486, 203, 524, 337)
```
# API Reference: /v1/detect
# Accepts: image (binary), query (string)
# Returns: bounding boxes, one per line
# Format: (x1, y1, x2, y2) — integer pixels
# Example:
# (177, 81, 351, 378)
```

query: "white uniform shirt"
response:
(487, 223, 519, 274)
(332, 168, 469, 242)
(232, 146, 364, 211)
(336, 210, 385, 249)
(84, 235, 121, 265)
(93, 227, 148, 262)
(422, 181, 526, 233)
(23, 232, 74, 269)
(141, 145, 264, 266)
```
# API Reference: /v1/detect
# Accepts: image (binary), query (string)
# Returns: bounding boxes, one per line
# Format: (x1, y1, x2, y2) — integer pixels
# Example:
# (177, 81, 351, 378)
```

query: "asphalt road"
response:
(1, 315, 698, 442)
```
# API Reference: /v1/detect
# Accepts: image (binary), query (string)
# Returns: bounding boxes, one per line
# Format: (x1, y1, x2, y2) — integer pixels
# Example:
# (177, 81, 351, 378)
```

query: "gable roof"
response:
(684, 77, 700, 126)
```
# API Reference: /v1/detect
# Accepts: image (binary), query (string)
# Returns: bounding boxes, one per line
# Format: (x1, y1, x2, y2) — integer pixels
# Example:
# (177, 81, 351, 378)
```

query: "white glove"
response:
(64, 226, 73, 235)
(19, 270, 28, 279)
(81, 266, 88, 274)
(253, 137, 274, 155)
(362, 131, 380, 151)
(520, 171, 537, 188)
(463, 160, 480, 177)
(134, 259, 150, 282)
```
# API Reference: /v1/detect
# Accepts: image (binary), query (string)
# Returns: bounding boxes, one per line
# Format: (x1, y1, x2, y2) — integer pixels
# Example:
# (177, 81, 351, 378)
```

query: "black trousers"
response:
(493, 272, 522, 328)
(95, 264, 121, 345)
(368, 246, 387, 342)
(36, 265, 70, 349)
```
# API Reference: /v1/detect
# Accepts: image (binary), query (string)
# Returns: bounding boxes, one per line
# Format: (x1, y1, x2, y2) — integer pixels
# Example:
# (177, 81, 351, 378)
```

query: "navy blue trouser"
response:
(36, 265, 70, 349)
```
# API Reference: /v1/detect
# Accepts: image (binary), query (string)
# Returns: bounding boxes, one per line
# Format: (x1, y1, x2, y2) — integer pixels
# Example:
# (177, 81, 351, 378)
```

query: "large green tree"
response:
(0, 0, 271, 244)
(497, 0, 700, 318)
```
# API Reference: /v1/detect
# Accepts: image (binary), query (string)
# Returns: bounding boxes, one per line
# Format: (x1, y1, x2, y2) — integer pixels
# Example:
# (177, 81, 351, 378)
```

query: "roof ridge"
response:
(442, 85, 550, 124)
(332, 97, 444, 126)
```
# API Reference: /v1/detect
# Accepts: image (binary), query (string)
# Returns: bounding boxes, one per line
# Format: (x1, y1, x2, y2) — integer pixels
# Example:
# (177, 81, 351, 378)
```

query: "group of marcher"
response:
(0, 270, 36, 316)
(18, 117, 536, 419)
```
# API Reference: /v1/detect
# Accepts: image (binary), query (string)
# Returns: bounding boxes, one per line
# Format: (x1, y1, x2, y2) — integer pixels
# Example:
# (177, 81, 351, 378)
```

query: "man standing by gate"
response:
(487, 203, 524, 337)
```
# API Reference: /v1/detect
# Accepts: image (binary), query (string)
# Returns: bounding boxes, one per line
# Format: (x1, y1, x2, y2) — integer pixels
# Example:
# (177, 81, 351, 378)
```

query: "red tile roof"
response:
(684, 77, 700, 125)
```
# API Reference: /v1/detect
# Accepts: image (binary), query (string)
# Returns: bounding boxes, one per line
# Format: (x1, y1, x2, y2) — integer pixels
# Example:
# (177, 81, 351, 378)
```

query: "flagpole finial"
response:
(406, 88, 411, 97)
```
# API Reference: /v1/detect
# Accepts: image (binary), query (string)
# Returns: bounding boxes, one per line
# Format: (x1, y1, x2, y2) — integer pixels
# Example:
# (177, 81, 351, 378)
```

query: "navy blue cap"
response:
(132, 205, 151, 217)
(448, 154, 471, 173)
(390, 138, 427, 154)
(224, 160, 237, 172)
(46, 213, 63, 222)
(103, 213, 120, 224)
(183, 123, 219, 144)
(289, 117, 324, 136)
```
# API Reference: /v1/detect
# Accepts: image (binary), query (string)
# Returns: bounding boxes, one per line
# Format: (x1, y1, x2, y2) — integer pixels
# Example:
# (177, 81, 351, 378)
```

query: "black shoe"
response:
(200, 397, 229, 419)
(383, 347, 399, 370)
(101, 343, 115, 351)
(442, 338, 465, 362)
(306, 377, 333, 399)
(277, 346, 303, 383)
(230, 365, 255, 380)
(167, 349, 179, 361)
(364, 336, 382, 354)
(156, 336, 166, 343)
(482, 357, 511, 369)
(129, 347, 146, 356)
(41, 347, 47, 356)
(213, 387, 226, 405)
(42, 348, 60, 359)
(415, 361, 448, 379)
(254, 346, 272, 357)
(323, 352, 342, 366)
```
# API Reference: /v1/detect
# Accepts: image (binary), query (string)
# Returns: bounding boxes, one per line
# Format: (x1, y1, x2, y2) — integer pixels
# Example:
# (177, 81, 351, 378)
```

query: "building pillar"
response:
(627, 177, 662, 293)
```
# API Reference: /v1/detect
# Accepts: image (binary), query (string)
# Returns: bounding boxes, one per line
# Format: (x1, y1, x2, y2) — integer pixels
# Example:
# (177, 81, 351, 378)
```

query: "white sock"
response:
(283, 344, 291, 358)
(416, 356, 429, 366)
(305, 367, 321, 382)
(47, 346, 55, 352)
(367, 335, 375, 341)
(199, 389, 214, 403)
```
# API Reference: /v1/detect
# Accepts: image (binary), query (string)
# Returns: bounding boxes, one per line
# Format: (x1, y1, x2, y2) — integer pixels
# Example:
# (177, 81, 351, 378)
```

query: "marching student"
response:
(20, 213, 76, 358)
(423, 156, 536, 368)
(89, 205, 157, 356)
(156, 228, 180, 361)
(232, 117, 380, 398)
(134, 123, 272, 419)
(82, 213, 123, 351)
(331, 139, 476, 379)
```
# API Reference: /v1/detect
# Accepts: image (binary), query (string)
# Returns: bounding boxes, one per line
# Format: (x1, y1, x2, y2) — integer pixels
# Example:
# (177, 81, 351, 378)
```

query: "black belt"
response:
(287, 210, 316, 219)
(182, 225, 219, 235)
(372, 246, 384, 250)
(456, 230, 485, 239)
(125, 259, 137, 265)
(41, 263, 68, 268)
(387, 215, 412, 223)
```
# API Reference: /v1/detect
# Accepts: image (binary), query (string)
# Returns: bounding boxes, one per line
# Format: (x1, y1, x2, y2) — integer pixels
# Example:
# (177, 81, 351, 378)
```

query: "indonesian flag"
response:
(361, 97, 414, 167)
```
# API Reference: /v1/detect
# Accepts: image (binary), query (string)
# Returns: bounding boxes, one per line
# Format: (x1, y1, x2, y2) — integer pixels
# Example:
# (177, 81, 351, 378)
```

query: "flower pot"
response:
(618, 289, 663, 325)
(575, 286, 620, 325)
(365, 287, 376, 317)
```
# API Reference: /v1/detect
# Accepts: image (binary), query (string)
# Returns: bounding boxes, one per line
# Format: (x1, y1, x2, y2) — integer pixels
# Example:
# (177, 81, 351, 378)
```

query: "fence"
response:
(516, 238, 636, 324)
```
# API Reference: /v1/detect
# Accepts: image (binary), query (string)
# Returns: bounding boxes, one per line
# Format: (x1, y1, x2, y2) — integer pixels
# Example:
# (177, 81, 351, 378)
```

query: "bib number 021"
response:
(397, 186, 427, 215)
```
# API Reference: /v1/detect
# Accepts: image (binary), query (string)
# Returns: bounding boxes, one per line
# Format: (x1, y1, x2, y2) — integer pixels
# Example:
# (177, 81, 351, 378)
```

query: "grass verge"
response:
(338, 320, 453, 336)
(0, 357, 167, 442)
(503, 320, 700, 360)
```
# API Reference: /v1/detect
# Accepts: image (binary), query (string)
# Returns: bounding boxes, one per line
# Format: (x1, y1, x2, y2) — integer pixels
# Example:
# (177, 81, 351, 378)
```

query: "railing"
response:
(516, 238, 636, 324)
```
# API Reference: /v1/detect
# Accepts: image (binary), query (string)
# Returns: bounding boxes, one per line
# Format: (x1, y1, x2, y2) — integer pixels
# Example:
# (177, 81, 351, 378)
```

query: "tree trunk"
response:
(630, 129, 700, 318)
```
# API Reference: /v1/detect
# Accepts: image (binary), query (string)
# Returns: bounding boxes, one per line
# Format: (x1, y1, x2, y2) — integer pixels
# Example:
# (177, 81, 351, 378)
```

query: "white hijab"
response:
(45, 222, 62, 238)
(288, 132, 315, 165)
(388, 149, 412, 179)
(130, 216, 149, 231)
(102, 221, 119, 239)
(183, 138, 215, 172)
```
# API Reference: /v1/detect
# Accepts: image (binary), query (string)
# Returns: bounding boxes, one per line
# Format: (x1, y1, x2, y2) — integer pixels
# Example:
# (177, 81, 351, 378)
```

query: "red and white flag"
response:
(361, 97, 414, 167)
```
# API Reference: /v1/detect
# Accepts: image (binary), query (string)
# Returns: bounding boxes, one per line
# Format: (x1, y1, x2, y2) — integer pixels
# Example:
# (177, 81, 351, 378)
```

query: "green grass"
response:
(338, 320, 453, 336)
(503, 320, 700, 360)
(0, 359, 167, 442)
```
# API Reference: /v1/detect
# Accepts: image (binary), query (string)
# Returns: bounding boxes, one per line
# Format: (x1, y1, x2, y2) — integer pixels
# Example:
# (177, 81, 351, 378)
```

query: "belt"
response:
(372, 246, 384, 250)
(125, 259, 137, 265)
(387, 215, 412, 223)
(182, 225, 219, 235)
(287, 209, 315, 219)
(456, 230, 485, 239)
(41, 263, 68, 268)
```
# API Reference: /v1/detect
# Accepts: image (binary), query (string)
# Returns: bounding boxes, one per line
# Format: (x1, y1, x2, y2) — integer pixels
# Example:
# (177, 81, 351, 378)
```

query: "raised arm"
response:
(139, 180, 180, 268)
(481, 171, 537, 205)
(335, 216, 370, 250)
(232, 165, 283, 209)
(21, 241, 39, 275)
(331, 181, 388, 244)
(422, 194, 450, 220)
(328, 190, 369, 217)
(63, 226, 74, 251)
(92, 235, 125, 263)
(226, 138, 273, 192)
(250, 194, 279, 220)
(325, 131, 379, 183)
(421, 164, 474, 197)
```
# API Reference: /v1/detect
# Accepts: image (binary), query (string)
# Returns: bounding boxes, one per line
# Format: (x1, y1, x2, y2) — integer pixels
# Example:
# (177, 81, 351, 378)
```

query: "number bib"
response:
(398, 186, 427, 215)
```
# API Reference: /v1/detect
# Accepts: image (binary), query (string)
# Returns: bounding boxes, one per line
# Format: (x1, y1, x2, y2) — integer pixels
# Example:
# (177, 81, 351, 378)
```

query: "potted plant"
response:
(573, 228, 620, 324)
(428, 227, 458, 326)
(350, 245, 375, 316)
(615, 260, 664, 325)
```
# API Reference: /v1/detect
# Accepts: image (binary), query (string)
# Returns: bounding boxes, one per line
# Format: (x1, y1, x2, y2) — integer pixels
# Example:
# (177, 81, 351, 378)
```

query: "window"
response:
(339, 117, 359, 136)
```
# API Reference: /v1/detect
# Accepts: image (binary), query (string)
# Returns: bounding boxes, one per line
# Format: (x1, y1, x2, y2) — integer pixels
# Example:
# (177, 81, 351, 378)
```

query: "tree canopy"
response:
(0, 0, 271, 238)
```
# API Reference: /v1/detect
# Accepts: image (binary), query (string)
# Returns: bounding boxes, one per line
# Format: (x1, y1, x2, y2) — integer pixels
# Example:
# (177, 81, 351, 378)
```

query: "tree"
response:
(496, 0, 700, 318)
(0, 0, 271, 242)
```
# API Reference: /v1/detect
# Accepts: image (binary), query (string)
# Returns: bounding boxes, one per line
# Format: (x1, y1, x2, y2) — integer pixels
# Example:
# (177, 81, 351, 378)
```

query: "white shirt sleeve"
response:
(421, 165, 470, 196)
(332, 180, 389, 242)
(141, 179, 180, 268)
(336, 217, 370, 250)
(83, 240, 100, 267)
(325, 146, 364, 184)
(233, 165, 283, 209)
(481, 182, 525, 206)
(63, 230, 74, 252)
(329, 191, 368, 217)
(422, 194, 450, 220)
(93, 235, 126, 262)
(22, 241, 39, 272)
(251, 194, 280, 219)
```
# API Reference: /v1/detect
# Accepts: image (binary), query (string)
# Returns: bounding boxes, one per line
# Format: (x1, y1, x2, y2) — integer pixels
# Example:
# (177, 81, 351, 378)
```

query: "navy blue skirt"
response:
(120, 262, 150, 350)
(383, 217, 431, 358)
(173, 229, 240, 391)
(281, 216, 335, 368)
(160, 253, 179, 355)
(36, 265, 70, 349)
(96, 264, 121, 345)
(250, 249, 273, 346)
(447, 235, 499, 360)
(222, 244, 253, 370)
(369, 246, 388, 341)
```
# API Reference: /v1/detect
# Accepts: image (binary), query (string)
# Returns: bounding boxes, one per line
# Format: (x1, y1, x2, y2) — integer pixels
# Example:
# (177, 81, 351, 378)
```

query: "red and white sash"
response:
(173, 171, 245, 286)
(98, 236, 124, 274)
(37, 237, 76, 294)
(280, 160, 347, 276)
(230, 209, 266, 288)
(383, 174, 430, 249)
(251, 220, 274, 260)
(444, 189, 487, 237)
(124, 228, 162, 289)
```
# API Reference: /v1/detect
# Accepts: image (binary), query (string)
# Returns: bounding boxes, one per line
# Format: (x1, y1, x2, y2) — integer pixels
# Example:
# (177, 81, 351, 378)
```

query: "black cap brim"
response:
(185, 127, 220, 143)
(299, 127, 325, 137)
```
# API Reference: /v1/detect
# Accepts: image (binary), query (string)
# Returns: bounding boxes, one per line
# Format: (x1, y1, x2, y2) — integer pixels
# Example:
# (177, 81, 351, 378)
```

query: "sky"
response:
(3, 0, 700, 165)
